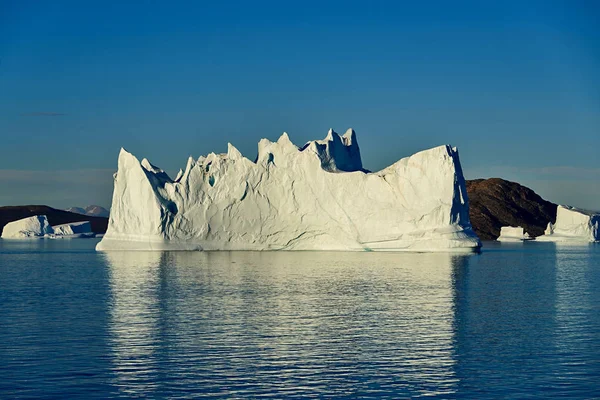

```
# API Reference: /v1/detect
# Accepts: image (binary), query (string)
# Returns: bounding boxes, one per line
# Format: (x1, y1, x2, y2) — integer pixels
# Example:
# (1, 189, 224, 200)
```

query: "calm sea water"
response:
(0, 239, 598, 399)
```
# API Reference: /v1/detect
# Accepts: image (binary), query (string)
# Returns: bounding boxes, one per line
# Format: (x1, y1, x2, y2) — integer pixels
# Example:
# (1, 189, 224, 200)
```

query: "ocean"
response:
(0, 239, 598, 399)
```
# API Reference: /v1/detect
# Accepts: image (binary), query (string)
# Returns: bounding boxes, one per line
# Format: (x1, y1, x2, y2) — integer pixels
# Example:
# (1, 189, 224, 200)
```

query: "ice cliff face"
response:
(537, 205, 599, 242)
(96, 129, 481, 252)
(1, 215, 54, 238)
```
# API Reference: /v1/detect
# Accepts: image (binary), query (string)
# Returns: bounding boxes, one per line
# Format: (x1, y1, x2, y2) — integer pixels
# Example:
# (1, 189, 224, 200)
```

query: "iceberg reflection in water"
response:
(103, 251, 468, 398)
(105, 252, 162, 395)
(2, 240, 599, 399)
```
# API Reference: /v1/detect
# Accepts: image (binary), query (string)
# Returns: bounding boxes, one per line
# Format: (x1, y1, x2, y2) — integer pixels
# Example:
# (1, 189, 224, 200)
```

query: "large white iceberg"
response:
(1, 215, 54, 238)
(537, 205, 599, 242)
(497, 226, 531, 242)
(96, 129, 481, 252)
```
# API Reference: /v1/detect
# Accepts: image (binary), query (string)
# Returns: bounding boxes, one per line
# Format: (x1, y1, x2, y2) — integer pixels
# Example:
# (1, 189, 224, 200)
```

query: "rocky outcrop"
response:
(465, 178, 557, 240)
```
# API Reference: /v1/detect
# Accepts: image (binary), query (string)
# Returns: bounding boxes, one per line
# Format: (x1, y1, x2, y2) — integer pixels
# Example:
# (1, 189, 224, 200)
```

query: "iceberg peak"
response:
(276, 132, 298, 152)
(174, 168, 184, 182)
(277, 131, 290, 143)
(306, 128, 364, 172)
(325, 128, 335, 141)
(227, 143, 243, 161)
(342, 128, 356, 145)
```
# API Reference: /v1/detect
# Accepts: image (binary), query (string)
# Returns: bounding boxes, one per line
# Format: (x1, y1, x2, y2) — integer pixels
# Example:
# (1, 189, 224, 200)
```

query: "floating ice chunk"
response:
(52, 221, 93, 237)
(497, 226, 532, 242)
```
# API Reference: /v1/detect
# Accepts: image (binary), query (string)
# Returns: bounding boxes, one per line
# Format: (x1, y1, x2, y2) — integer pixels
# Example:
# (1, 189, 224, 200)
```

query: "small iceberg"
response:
(536, 205, 599, 242)
(1, 216, 96, 239)
(48, 221, 95, 239)
(1, 215, 54, 238)
(497, 226, 532, 242)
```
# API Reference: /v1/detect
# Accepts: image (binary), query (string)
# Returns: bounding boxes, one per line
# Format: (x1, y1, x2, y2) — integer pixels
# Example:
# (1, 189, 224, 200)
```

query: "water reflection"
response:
(103, 251, 472, 398)
(103, 251, 163, 396)
(3, 240, 599, 398)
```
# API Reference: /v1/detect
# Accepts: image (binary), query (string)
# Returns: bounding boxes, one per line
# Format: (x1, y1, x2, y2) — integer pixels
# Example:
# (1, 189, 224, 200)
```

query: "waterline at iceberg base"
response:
(96, 129, 481, 252)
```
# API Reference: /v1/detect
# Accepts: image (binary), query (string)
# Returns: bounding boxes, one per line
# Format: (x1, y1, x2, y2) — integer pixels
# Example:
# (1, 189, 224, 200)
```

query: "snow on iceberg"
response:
(537, 205, 599, 242)
(96, 129, 481, 252)
(497, 226, 532, 242)
(51, 221, 94, 237)
(1, 215, 54, 239)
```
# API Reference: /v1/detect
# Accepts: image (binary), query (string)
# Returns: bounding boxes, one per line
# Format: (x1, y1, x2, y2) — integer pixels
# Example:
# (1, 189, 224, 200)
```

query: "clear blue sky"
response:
(1, 0, 599, 209)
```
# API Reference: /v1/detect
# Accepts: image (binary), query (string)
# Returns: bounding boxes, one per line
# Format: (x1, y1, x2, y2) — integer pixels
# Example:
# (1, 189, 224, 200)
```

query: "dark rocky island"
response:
(0, 205, 108, 236)
(466, 178, 557, 240)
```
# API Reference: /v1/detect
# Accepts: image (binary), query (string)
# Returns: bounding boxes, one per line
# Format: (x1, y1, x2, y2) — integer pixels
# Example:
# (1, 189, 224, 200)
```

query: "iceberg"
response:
(1, 216, 97, 239)
(497, 226, 532, 242)
(96, 129, 481, 252)
(1, 215, 54, 239)
(537, 205, 599, 242)
(51, 221, 94, 237)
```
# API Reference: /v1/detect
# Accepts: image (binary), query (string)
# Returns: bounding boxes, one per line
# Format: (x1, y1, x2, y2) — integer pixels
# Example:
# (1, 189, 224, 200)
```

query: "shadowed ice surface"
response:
(0, 239, 599, 398)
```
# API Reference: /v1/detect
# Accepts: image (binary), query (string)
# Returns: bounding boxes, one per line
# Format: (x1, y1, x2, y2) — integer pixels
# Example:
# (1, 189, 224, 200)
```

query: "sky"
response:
(0, 0, 599, 210)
